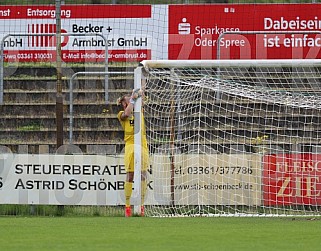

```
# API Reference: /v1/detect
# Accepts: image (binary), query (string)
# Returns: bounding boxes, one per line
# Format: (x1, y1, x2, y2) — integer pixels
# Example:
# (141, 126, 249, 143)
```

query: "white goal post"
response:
(134, 59, 321, 217)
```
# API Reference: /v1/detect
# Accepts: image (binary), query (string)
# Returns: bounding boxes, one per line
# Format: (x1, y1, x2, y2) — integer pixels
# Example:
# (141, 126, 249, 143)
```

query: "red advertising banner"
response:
(2, 4, 321, 62)
(169, 4, 321, 59)
(3, 49, 151, 63)
(263, 154, 321, 206)
(0, 5, 151, 19)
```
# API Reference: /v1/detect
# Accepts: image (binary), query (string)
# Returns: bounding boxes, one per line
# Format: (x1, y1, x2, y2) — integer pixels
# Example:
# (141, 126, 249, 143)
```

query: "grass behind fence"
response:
(0, 205, 125, 217)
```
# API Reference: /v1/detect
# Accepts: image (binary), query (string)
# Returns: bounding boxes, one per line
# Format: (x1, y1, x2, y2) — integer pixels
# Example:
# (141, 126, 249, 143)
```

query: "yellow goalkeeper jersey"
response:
(117, 111, 148, 147)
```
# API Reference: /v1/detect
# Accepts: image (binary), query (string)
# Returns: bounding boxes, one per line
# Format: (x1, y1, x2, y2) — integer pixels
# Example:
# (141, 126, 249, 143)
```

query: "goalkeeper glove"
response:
(131, 88, 142, 100)
(129, 98, 135, 105)
(130, 88, 142, 104)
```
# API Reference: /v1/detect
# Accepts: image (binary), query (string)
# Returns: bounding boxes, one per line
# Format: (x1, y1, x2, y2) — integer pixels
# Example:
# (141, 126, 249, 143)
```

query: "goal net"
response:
(135, 59, 321, 217)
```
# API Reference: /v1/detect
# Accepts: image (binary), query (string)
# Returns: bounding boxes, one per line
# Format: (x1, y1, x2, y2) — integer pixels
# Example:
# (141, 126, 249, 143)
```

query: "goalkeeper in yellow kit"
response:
(117, 89, 149, 217)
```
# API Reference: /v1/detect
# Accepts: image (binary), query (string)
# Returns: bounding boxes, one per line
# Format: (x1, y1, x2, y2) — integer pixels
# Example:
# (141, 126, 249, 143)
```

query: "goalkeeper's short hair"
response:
(117, 94, 130, 106)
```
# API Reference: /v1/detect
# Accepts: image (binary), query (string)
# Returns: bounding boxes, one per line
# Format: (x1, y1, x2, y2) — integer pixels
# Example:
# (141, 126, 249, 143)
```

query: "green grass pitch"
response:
(0, 217, 320, 251)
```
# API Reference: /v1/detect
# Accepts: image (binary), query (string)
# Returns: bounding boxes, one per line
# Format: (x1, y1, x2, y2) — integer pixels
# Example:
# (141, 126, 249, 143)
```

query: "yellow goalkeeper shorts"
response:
(124, 144, 149, 172)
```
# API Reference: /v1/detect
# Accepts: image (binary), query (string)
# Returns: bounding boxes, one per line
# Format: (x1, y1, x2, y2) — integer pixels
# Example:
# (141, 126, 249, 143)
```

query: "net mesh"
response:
(141, 60, 321, 216)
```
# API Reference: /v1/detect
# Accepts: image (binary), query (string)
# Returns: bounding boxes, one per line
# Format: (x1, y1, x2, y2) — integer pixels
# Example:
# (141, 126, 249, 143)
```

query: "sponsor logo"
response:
(27, 23, 69, 47)
(178, 18, 191, 35)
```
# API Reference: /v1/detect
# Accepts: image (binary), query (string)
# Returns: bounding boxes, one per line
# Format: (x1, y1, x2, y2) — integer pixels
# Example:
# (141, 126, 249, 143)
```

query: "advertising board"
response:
(1, 4, 321, 62)
(169, 4, 321, 59)
(0, 5, 167, 62)
(0, 154, 261, 206)
(263, 154, 321, 205)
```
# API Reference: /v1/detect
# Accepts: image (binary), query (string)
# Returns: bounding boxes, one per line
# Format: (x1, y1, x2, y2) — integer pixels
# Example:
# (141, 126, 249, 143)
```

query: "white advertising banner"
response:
(0, 154, 127, 205)
(0, 5, 168, 62)
(0, 154, 262, 206)
(152, 154, 262, 206)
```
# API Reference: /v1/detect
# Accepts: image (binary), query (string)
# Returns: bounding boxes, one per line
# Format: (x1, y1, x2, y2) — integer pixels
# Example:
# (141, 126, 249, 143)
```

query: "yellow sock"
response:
(124, 182, 133, 207)
(141, 180, 147, 205)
